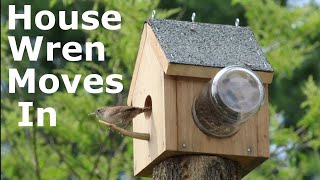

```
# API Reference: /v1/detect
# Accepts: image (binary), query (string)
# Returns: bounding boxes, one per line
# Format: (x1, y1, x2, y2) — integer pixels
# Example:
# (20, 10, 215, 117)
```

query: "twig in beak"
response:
(98, 120, 150, 141)
(88, 112, 96, 116)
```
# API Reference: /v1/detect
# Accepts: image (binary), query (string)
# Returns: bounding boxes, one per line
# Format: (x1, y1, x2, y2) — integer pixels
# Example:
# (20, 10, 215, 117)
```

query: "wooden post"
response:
(153, 155, 241, 180)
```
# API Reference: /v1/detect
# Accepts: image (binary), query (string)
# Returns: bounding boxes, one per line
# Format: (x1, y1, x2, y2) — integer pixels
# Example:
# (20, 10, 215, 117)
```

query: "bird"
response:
(89, 105, 152, 128)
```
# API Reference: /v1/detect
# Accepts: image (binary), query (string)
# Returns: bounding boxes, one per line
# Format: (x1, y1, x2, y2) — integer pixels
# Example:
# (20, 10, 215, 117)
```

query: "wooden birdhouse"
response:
(127, 19, 274, 177)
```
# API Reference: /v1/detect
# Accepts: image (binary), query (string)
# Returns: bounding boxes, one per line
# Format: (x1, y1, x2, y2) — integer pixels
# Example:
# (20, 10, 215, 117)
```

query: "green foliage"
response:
(233, 0, 319, 77)
(159, 0, 246, 25)
(231, 0, 320, 179)
(1, 0, 177, 179)
(299, 77, 320, 150)
(1, 0, 319, 179)
(1, 23, 12, 84)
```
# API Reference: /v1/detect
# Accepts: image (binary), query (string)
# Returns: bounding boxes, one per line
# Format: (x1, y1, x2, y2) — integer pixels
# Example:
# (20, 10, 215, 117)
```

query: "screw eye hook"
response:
(191, 12, 196, 22)
(151, 10, 156, 19)
(235, 18, 240, 27)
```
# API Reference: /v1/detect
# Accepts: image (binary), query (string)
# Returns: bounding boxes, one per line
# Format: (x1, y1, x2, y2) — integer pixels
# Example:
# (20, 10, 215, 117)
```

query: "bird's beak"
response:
(88, 112, 96, 116)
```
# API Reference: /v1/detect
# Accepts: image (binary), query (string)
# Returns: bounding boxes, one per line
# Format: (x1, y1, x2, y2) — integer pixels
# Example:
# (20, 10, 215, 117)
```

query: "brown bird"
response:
(89, 106, 151, 128)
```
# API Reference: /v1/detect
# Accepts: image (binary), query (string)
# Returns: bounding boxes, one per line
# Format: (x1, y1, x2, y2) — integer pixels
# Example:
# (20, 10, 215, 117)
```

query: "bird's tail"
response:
(142, 106, 152, 112)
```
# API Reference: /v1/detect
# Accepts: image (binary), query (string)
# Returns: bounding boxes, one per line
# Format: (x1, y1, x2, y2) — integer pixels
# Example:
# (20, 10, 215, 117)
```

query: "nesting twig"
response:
(99, 120, 150, 141)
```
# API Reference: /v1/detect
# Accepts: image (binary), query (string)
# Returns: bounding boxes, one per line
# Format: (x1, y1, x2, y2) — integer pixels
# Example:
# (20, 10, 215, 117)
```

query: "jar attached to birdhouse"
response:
(192, 66, 265, 138)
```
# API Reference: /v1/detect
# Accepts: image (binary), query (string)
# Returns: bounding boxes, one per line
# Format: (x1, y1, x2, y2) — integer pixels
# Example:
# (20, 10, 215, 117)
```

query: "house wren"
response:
(89, 106, 152, 128)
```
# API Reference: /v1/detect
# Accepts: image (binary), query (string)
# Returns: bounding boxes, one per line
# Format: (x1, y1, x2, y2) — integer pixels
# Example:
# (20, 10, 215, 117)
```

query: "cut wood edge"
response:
(127, 24, 149, 106)
(166, 63, 273, 84)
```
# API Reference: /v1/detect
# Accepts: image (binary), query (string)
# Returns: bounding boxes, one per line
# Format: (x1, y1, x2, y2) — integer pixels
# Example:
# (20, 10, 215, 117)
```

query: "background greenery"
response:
(1, 0, 319, 179)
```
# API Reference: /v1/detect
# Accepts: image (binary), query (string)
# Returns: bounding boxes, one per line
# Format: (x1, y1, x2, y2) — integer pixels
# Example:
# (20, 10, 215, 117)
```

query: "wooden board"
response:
(129, 23, 270, 177)
(131, 25, 178, 176)
(163, 75, 178, 151)
(128, 23, 273, 105)
(176, 76, 260, 157)
(128, 24, 168, 106)
(166, 64, 273, 84)
(132, 76, 270, 177)
(127, 24, 147, 106)
(257, 85, 270, 158)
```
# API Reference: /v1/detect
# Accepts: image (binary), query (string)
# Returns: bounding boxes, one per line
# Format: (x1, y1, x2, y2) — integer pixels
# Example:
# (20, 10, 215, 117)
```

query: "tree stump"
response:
(153, 155, 241, 180)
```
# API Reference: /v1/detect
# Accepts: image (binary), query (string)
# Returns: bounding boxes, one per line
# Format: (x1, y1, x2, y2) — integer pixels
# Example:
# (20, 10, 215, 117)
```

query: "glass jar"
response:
(192, 66, 264, 138)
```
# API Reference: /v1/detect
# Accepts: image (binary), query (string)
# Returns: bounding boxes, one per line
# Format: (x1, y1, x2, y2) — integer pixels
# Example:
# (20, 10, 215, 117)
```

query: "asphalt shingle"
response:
(146, 19, 273, 72)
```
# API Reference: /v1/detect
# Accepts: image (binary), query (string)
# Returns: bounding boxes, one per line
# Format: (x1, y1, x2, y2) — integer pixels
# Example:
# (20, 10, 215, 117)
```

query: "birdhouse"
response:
(127, 19, 274, 177)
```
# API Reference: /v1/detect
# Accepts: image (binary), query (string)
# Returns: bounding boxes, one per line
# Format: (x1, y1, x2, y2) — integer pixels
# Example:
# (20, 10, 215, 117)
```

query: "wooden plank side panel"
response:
(146, 23, 178, 151)
(176, 77, 259, 157)
(163, 75, 178, 151)
(257, 85, 270, 158)
(134, 77, 269, 177)
(132, 33, 166, 176)
(128, 24, 148, 106)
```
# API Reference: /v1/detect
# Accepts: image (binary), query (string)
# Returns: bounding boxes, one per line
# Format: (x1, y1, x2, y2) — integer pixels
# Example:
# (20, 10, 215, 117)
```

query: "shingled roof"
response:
(146, 19, 273, 72)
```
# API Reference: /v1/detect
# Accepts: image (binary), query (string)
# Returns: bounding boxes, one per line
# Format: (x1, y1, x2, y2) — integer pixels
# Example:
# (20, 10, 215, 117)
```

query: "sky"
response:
(288, 0, 320, 6)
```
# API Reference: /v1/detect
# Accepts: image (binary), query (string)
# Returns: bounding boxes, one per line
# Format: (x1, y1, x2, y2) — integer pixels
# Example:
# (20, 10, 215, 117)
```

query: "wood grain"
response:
(131, 25, 169, 175)
(176, 77, 258, 157)
(257, 85, 270, 157)
(166, 63, 273, 84)
(127, 24, 148, 106)
(129, 23, 270, 177)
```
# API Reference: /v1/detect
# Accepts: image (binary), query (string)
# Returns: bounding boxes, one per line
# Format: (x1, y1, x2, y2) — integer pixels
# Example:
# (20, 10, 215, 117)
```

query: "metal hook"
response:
(152, 10, 156, 19)
(235, 18, 240, 27)
(191, 12, 196, 22)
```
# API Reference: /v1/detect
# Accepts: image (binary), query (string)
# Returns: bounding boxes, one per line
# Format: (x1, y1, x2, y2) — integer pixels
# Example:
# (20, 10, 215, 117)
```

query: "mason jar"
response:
(192, 66, 264, 138)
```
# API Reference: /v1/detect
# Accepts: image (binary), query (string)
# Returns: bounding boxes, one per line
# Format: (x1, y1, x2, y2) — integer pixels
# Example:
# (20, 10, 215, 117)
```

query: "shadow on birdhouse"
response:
(127, 19, 273, 177)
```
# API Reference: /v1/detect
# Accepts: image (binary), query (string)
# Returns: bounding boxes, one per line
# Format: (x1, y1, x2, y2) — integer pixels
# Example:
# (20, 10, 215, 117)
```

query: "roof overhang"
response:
(128, 22, 273, 105)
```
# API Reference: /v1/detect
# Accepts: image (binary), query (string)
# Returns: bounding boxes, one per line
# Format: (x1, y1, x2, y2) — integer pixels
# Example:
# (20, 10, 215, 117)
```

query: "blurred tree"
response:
(1, 0, 177, 179)
(157, 1, 320, 179)
(159, 0, 247, 25)
(231, 0, 320, 179)
(2, 0, 320, 179)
